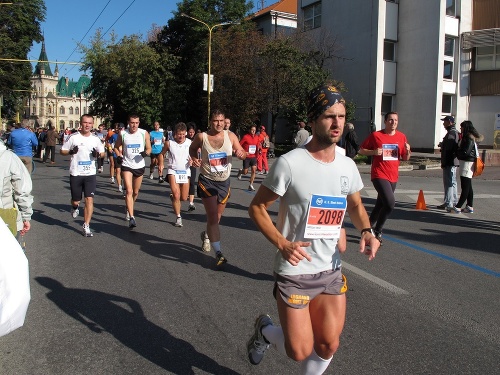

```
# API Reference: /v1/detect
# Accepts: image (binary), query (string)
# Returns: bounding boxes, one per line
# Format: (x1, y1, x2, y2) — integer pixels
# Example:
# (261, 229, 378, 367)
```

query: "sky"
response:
(29, 0, 263, 82)
(29, 0, 178, 81)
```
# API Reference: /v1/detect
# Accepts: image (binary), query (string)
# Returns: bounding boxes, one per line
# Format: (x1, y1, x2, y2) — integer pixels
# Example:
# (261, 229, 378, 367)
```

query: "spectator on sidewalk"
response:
(452, 120, 483, 214)
(437, 116, 459, 210)
(344, 122, 360, 159)
(294, 121, 309, 147)
(43, 125, 58, 164)
(7, 120, 38, 174)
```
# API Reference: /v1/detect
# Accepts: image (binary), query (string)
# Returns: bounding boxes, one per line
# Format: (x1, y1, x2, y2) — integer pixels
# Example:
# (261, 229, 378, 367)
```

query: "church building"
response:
(28, 41, 101, 130)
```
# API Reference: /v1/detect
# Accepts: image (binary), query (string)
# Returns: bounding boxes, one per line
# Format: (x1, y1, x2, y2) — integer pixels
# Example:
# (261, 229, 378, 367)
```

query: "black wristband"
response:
(361, 228, 374, 235)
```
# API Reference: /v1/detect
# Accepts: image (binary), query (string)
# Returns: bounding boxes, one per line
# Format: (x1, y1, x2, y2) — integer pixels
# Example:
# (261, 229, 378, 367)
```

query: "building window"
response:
(59, 120, 65, 128)
(47, 104, 52, 114)
(476, 45, 500, 70)
(381, 95, 394, 114)
(442, 94, 453, 114)
(443, 61, 453, 79)
(59, 106, 65, 115)
(32, 105, 36, 115)
(446, 0, 455, 16)
(384, 40, 396, 61)
(444, 37, 455, 57)
(75, 107, 79, 115)
(69, 106, 74, 115)
(75, 121, 80, 128)
(303, 2, 321, 31)
(69, 120, 73, 127)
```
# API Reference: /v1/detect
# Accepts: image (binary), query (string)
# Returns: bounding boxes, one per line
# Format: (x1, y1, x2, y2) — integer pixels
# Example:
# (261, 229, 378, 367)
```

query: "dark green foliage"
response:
(0, 0, 46, 120)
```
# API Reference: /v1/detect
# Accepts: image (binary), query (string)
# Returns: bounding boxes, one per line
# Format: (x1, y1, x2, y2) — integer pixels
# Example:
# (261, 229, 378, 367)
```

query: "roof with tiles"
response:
(56, 75, 91, 98)
(252, 0, 297, 18)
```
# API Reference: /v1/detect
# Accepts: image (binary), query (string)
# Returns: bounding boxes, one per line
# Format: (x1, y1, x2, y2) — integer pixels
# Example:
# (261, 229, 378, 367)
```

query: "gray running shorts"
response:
(273, 269, 347, 309)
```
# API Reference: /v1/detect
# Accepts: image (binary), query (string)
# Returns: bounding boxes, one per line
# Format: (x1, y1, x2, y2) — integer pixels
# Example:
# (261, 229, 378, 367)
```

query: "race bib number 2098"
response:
(304, 194, 347, 239)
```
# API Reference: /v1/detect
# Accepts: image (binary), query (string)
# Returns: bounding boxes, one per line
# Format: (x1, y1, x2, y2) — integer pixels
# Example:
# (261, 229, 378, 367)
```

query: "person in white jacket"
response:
(0, 139, 34, 238)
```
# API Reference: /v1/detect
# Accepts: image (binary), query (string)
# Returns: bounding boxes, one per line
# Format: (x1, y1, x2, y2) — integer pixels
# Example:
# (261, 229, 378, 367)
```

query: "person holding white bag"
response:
(0, 139, 32, 337)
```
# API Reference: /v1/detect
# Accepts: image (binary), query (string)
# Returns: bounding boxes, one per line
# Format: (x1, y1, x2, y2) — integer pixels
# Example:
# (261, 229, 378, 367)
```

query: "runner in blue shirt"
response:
(149, 121, 166, 183)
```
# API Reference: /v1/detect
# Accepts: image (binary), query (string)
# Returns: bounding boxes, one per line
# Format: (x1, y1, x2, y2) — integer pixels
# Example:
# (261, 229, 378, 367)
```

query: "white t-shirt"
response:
(62, 132, 105, 176)
(263, 147, 363, 276)
(167, 138, 192, 177)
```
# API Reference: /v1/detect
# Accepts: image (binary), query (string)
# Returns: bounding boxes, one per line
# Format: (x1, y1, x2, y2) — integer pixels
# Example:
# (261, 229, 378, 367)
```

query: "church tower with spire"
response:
(30, 41, 97, 131)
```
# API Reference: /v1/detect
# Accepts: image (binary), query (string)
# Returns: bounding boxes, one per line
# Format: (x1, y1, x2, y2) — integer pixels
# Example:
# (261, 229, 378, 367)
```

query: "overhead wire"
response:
(64, 0, 137, 78)
(59, 0, 112, 73)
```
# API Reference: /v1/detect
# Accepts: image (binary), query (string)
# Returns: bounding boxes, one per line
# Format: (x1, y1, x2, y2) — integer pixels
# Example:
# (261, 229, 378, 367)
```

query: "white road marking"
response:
(342, 261, 409, 295)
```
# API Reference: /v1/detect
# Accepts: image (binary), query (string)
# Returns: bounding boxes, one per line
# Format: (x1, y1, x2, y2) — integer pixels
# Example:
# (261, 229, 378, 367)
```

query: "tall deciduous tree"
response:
(210, 23, 266, 133)
(0, 0, 45, 121)
(155, 0, 253, 128)
(80, 30, 177, 126)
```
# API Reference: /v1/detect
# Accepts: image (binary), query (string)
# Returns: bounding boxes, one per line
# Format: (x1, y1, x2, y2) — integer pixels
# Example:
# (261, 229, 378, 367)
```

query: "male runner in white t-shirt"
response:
(246, 85, 380, 374)
(61, 114, 105, 237)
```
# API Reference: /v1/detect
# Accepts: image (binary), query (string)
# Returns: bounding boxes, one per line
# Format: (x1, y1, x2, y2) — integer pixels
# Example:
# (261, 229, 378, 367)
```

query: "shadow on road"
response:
(35, 277, 239, 374)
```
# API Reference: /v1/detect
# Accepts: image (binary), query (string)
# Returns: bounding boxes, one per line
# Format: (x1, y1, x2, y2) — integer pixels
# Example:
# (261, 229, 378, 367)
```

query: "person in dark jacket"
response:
(43, 125, 58, 164)
(344, 123, 360, 159)
(450, 120, 483, 214)
(437, 116, 459, 210)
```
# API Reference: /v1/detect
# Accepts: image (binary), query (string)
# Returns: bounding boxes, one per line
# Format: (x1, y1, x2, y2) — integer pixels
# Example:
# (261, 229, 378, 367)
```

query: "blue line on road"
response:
(386, 235, 500, 278)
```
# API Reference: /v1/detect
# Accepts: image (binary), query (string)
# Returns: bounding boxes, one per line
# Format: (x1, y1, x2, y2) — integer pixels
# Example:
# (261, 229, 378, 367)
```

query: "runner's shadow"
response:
(136, 235, 273, 281)
(35, 277, 239, 374)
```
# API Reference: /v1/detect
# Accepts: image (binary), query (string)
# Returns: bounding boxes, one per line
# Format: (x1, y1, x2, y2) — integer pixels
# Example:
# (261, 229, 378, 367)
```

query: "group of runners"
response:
(60, 82, 421, 374)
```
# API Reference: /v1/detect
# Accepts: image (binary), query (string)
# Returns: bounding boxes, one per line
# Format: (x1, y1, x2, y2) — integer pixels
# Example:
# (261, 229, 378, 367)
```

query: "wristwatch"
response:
(360, 228, 375, 236)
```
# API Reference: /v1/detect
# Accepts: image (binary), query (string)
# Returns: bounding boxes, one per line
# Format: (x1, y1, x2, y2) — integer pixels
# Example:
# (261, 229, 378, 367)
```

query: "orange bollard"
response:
(416, 190, 427, 210)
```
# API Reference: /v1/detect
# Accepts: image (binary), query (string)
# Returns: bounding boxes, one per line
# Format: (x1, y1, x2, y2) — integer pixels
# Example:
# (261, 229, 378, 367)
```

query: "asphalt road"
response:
(1, 151, 499, 375)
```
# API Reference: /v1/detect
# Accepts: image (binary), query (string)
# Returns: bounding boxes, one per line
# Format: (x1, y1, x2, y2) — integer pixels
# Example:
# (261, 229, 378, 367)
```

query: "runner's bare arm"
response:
(249, 185, 312, 266)
(346, 192, 380, 260)
(114, 135, 123, 157)
(189, 133, 203, 167)
(144, 132, 152, 155)
(230, 132, 246, 160)
(160, 140, 170, 155)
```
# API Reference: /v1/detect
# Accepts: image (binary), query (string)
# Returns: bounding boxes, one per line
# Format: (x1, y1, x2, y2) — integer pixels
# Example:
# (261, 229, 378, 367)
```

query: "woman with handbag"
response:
(451, 121, 483, 214)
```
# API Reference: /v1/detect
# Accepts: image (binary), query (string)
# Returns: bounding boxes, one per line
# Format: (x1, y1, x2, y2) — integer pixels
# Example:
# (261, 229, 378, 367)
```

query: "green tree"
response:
(155, 0, 253, 128)
(0, 0, 46, 121)
(210, 22, 266, 133)
(80, 30, 177, 127)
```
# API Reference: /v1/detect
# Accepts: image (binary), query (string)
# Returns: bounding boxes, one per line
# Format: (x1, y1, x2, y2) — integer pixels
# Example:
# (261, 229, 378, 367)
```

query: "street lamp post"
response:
(181, 13, 235, 127)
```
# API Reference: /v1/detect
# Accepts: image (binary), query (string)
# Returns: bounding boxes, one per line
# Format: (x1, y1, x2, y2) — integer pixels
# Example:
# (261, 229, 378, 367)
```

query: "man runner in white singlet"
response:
(113, 114, 152, 229)
(161, 122, 192, 228)
(189, 109, 246, 267)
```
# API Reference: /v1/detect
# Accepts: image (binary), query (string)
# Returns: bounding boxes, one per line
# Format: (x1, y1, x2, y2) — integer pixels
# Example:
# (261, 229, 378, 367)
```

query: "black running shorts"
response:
(70, 175, 97, 201)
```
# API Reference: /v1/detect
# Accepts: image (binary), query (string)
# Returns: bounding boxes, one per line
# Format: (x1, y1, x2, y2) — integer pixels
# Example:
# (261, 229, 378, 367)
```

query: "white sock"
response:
(211, 241, 221, 254)
(300, 348, 332, 375)
(262, 324, 286, 356)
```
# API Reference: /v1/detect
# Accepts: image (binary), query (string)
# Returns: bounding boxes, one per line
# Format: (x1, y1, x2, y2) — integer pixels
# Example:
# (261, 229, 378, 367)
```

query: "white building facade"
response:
(298, 0, 500, 150)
